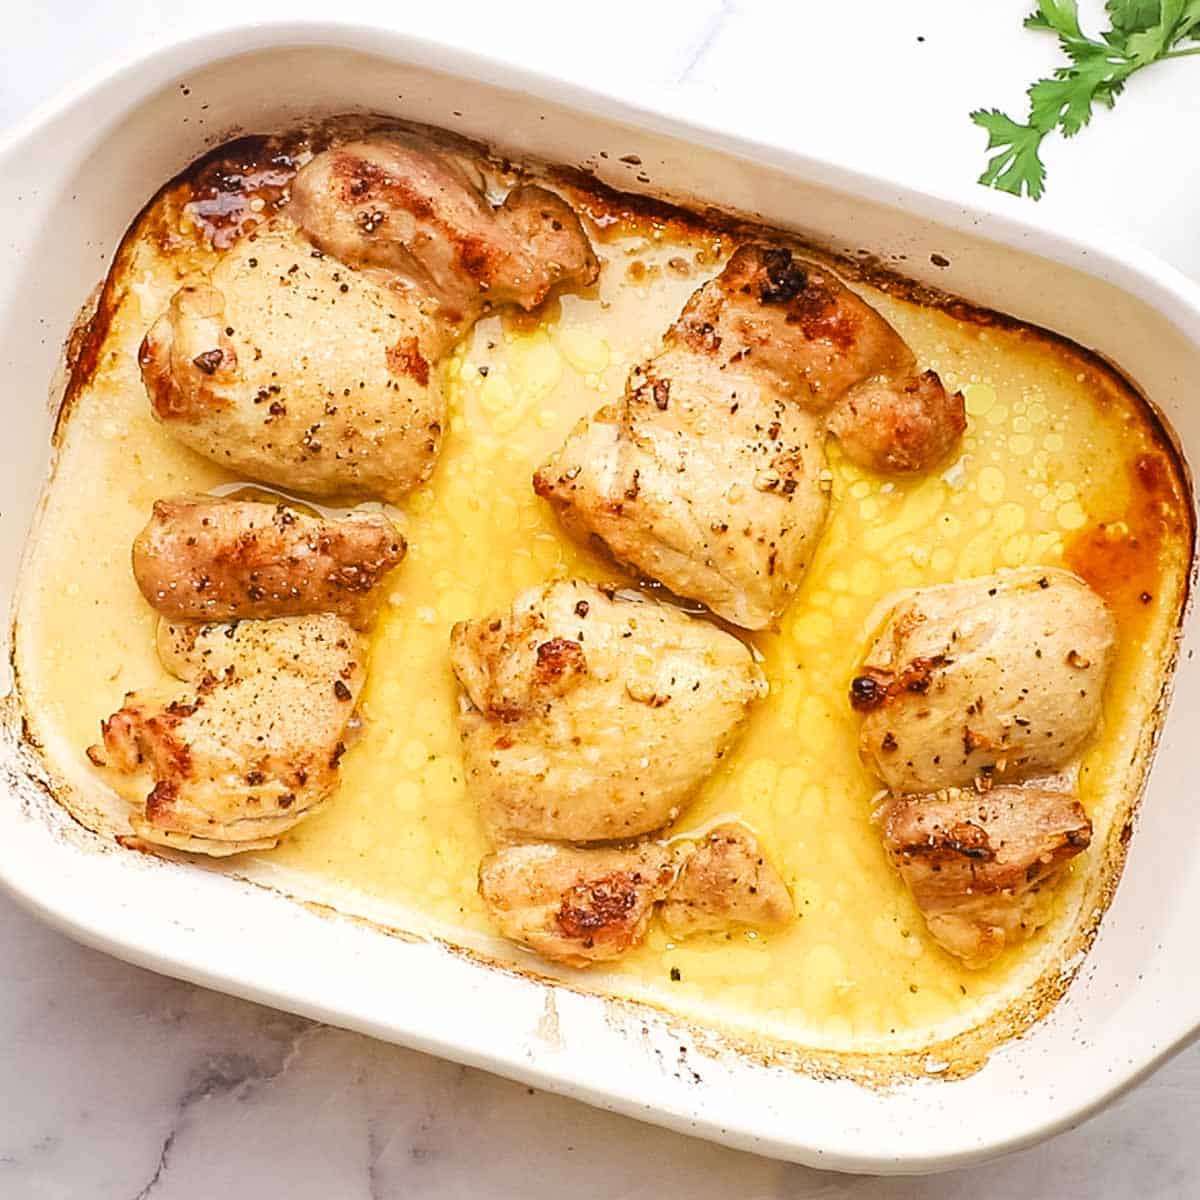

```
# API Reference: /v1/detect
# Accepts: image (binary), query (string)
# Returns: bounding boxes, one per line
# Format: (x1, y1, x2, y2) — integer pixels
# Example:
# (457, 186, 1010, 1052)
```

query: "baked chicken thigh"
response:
(450, 580, 766, 843)
(880, 786, 1092, 969)
(853, 567, 1116, 794)
(91, 614, 363, 855)
(139, 219, 446, 503)
(535, 244, 964, 629)
(479, 841, 676, 967)
(288, 138, 598, 319)
(479, 823, 791, 966)
(659, 822, 793, 937)
(91, 490, 401, 855)
(850, 567, 1115, 967)
(133, 496, 404, 627)
(140, 137, 597, 502)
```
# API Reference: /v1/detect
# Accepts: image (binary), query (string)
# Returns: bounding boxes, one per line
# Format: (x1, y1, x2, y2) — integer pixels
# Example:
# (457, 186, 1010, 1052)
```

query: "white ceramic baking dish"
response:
(2, 22, 1198, 1174)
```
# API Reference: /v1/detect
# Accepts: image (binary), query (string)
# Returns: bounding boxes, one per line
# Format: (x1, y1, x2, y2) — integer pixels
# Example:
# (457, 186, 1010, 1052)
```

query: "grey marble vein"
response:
(678, 0, 735, 84)
(131, 1024, 323, 1199)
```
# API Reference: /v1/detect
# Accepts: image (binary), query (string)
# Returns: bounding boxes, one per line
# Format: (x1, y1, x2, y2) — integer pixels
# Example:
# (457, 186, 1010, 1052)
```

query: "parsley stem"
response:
(1162, 47, 1200, 60)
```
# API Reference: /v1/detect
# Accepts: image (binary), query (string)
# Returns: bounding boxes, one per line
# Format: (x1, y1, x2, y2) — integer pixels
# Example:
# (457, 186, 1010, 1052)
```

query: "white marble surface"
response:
(5, 2, 1200, 1195)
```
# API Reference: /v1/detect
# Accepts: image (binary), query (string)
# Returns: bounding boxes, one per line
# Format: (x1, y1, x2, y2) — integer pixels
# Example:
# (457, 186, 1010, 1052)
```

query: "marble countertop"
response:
(6, 2, 1200, 1195)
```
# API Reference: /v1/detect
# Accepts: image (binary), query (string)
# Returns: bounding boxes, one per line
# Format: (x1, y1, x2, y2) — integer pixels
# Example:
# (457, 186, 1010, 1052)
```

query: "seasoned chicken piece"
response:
(880, 787, 1092, 968)
(141, 139, 596, 502)
(450, 580, 766, 842)
(685, 245, 964, 471)
(826, 369, 966, 475)
(852, 567, 1116, 794)
(661, 823, 793, 936)
(479, 824, 794, 964)
(534, 245, 963, 629)
(139, 220, 446, 502)
(478, 841, 676, 967)
(288, 137, 598, 318)
(132, 496, 404, 627)
(534, 385, 828, 632)
(88, 615, 363, 856)
(655, 244, 960, 435)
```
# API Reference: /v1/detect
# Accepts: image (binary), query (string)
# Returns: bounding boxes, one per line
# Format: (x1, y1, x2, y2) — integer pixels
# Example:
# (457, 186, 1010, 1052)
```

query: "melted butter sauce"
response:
(15, 142, 1191, 1059)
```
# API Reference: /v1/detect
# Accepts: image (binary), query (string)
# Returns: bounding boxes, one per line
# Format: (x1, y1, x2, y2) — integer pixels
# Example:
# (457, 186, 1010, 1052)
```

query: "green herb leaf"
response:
(973, 0, 1200, 199)
(1026, 0, 1082, 37)
(970, 109, 1048, 200)
(1105, 0, 1163, 42)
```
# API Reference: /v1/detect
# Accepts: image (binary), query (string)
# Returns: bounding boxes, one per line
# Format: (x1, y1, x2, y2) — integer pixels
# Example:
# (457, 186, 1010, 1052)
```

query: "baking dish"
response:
(1, 22, 1198, 1174)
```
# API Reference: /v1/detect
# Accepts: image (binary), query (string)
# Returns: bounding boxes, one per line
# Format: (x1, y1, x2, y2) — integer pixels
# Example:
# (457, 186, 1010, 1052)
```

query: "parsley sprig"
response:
(971, 0, 1200, 199)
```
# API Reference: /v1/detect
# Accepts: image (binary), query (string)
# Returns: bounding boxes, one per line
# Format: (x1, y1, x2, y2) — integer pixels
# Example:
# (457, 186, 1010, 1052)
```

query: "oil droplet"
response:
(509, 333, 562, 401)
(557, 326, 611, 375)
(993, 502, 1026, 538)
(963, 382, 996, 417)
(977, 465, 1006, 505)
(850, 559, 881, 596)
(937, 512, 962, 540)
(400, 740, 427, 771)
(1057, 500, 1087, 530)
(1002, 533, 1031, 565)
(479, 373, 514, 413)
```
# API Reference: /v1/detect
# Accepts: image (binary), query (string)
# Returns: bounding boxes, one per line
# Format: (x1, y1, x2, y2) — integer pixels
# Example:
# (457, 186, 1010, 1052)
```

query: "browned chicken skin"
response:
(140, 138, 597, 502)
(534, 245, 964, 629)
(850, 568, 1113, 967)
(478, 824, 791, 966)
(132, 496, 405, 627)
(826, 369, 966, 475)
(666, 245, 958, 441)
(881, 788, 1092, 969)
